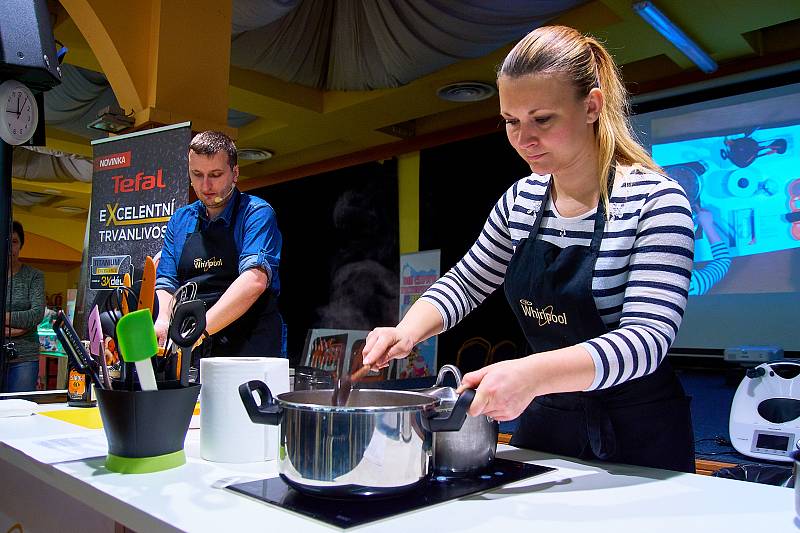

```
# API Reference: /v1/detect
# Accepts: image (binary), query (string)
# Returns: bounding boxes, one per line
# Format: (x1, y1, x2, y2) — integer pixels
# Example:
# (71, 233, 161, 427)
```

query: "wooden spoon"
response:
(332, 365, 372, 406)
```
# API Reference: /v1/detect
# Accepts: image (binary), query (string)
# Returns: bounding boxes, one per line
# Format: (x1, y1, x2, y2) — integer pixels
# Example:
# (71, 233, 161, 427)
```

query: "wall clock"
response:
(0, 79, 39, 145)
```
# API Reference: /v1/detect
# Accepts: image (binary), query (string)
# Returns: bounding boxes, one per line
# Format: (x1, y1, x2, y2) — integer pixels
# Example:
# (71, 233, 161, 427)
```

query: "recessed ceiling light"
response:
(436, 81, 496, 103)
(237, 148, 273, 162)
(55, 206, 87, 214)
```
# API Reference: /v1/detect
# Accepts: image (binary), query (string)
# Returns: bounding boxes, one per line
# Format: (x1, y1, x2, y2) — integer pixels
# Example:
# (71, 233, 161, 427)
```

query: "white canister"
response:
(199, 357, 289, 463)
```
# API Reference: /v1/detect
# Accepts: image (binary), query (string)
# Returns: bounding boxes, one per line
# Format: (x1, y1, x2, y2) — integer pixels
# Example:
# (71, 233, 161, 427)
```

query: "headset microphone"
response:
(213, 183, 236, 204)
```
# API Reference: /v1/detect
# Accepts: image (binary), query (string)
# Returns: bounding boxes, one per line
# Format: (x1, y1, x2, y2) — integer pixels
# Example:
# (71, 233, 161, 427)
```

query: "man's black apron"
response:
(503, 176, 695, 473)
(177, 193, 282, 358)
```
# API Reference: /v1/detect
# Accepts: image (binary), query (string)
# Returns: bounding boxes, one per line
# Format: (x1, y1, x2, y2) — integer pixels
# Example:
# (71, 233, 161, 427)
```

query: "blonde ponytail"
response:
(499, 26, 661, 217)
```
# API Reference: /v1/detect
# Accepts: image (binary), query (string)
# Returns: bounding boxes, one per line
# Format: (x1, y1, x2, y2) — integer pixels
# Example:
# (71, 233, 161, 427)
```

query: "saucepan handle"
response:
(422, 388, 475, 432)
(238, 380, 283, 426)
(435, 364, 463, 388)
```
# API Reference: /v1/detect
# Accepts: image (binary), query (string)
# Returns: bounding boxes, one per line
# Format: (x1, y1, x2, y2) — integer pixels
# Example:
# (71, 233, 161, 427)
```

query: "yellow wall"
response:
(13, 211, 86, 306)
(14, 211, 87, 253)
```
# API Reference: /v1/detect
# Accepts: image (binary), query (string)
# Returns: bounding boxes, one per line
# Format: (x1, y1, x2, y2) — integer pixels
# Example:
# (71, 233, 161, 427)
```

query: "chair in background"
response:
(455, 336, 492, 374)
(487, 340, 518, 365)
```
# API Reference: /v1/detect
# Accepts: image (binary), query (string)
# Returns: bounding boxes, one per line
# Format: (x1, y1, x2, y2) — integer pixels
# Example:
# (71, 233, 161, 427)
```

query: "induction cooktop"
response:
(227, 458, 555, 529)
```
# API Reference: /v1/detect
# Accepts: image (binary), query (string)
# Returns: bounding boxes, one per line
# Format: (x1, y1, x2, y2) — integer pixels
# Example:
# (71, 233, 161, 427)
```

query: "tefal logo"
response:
(112, 169, 167, 193)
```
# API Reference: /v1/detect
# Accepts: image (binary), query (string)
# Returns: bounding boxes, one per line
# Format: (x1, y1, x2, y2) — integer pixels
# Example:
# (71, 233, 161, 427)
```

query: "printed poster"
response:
(301, 328, 388, 382)
(84, 122, 190, 319)
(394, 250, 440, 379)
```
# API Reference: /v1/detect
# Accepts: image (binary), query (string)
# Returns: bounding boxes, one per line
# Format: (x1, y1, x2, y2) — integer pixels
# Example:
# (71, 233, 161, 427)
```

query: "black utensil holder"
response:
(95, 380, 200, 474)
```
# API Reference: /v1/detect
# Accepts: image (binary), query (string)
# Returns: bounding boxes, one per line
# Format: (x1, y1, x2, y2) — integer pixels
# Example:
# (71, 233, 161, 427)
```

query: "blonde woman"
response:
(363, 26, 696, 472)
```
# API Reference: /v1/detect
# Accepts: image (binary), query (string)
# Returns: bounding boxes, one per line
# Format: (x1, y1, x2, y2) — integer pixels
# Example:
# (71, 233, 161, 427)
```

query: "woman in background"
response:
(5, 221, 46, 392)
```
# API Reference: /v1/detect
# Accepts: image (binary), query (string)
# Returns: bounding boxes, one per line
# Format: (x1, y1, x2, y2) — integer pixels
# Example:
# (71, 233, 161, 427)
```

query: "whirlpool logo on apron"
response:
(194, 257, 223, 272)
(519, 299, 567, 326)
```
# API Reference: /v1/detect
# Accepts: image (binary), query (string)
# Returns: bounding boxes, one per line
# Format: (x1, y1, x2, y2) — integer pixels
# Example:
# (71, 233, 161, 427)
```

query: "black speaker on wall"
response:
(0, 0, 61, 91)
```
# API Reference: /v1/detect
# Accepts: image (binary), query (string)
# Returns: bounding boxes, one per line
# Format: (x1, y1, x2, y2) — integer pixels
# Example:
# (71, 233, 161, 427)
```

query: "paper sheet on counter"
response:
(3, 430, 108, 464)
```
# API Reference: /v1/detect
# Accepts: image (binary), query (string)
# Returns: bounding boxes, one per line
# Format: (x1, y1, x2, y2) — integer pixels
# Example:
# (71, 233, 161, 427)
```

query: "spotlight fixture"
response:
(436, 81, 496, 103)
(633, 1, 717, 74)
(87, 104, 134, 133)
(237, 148, 273, 162)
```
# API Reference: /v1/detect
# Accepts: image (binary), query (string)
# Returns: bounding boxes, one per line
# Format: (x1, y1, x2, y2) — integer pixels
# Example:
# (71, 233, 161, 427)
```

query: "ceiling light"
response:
(237, 148, 273, 162)
(87, 104, 134, 133)
(55, 205, 87, 214)
(633, 1, 717, 74)
(436, 81, 496, 103)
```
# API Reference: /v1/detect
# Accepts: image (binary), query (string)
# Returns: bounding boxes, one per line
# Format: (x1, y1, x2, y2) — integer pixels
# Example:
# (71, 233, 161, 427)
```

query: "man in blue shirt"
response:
(154, 131, 283, 357)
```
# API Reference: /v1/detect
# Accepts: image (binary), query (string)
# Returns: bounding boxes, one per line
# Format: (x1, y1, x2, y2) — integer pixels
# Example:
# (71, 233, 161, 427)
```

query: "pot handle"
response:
(238, 380, 283, 426)
(435, 364, 463, 388)
(422, 388, 475, 432)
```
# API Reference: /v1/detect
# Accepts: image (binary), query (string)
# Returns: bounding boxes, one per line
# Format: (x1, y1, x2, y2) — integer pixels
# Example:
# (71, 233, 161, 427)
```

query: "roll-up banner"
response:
(83, 122, 190, 320)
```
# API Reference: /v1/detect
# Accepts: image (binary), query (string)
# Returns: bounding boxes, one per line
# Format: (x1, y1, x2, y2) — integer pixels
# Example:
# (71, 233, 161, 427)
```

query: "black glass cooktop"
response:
(227, 458, 555, 529)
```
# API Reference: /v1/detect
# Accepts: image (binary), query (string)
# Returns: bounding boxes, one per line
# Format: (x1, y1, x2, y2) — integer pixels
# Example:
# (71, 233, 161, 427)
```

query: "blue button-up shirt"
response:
(155, 189, 281, 295)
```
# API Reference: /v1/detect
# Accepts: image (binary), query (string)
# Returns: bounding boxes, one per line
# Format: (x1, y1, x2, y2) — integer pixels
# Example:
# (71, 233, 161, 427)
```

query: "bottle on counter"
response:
(67, 341, 96, 407)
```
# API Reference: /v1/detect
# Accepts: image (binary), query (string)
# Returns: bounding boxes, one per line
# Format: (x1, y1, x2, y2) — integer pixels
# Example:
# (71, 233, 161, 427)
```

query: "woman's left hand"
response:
(457, 358, 538, 421)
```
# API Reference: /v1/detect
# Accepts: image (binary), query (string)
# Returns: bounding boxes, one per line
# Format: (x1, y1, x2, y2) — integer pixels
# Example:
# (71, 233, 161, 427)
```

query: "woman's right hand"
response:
(361, 326, 416, 369)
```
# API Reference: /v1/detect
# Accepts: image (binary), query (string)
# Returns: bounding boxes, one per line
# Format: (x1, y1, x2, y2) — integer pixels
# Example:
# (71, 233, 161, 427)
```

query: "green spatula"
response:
(116, 309, 159, 391)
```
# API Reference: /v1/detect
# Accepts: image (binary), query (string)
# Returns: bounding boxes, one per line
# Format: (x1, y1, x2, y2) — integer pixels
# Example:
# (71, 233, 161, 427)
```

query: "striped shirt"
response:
(689, 241, 731, 295)
(420, 165, 695, 391)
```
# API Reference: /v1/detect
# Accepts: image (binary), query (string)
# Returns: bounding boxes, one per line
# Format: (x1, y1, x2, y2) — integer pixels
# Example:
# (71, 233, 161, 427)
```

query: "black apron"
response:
(177, 193, 283, 358)
(503, 176, 695, 473)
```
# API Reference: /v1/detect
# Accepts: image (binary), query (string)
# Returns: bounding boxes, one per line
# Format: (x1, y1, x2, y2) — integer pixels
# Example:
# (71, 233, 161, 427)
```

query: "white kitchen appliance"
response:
(729, 360, 800, 462)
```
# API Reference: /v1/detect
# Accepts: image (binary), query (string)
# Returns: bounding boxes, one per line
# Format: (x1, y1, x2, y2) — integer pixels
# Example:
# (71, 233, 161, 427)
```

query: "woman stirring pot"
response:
(363, 25, 696, 473)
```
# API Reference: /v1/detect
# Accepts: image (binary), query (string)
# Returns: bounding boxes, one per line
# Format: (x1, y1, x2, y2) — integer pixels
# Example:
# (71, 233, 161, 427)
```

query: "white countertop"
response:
(0, 403, 795, 532)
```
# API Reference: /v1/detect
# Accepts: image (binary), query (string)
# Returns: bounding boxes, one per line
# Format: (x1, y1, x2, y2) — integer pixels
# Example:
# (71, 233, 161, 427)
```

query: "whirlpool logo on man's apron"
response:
(519, 299, 567, 326)
(194, 257, 223, 272)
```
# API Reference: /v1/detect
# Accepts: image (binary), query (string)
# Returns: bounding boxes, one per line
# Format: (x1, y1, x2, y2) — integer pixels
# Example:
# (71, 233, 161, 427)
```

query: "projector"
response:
(724, 345, 783, 364)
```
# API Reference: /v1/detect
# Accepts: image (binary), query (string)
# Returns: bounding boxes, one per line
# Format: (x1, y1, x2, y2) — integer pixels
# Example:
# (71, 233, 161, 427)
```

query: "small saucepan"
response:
(238, 381, 474, 498)
(419, 365, 499, 475)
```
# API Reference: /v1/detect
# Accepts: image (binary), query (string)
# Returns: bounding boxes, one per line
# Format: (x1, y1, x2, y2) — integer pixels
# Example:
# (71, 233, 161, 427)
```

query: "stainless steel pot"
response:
(239, 381, 474, 498)
(422, 365, 499, 475)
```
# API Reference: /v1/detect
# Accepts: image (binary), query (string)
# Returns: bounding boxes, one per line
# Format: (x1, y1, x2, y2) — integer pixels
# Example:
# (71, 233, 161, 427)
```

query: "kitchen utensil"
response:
(420, 364, 499, 474)
(331, 364, 371, 406)
(53, 310, 105, 389)
(168, 299, 206, 387)
(137, 256, 156, 316)
(238, 381, 474, 498)
(121, 273, 132, 315)
(87, 304, 112, 389)
(164, 281, 198, 357)
(116, 309, 159, 391)
(99, 286, 137, 389)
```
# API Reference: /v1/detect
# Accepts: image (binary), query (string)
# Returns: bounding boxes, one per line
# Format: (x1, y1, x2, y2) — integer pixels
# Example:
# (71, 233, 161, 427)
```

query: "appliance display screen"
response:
(755, 433, 791, 451)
